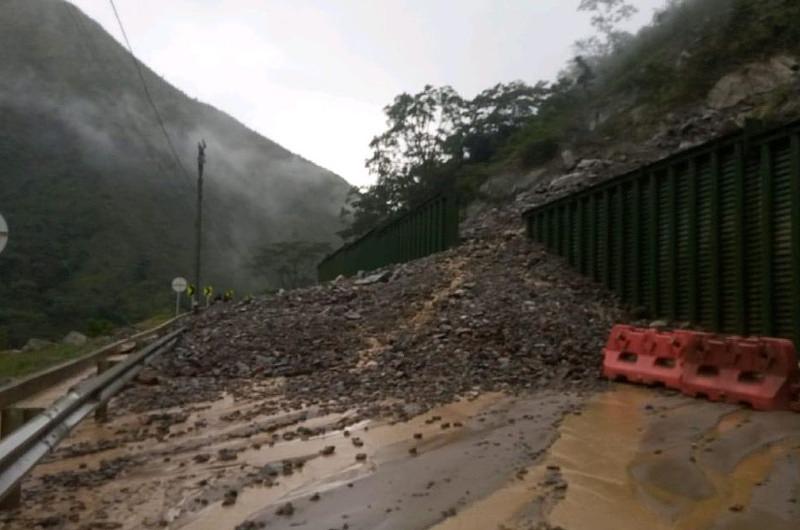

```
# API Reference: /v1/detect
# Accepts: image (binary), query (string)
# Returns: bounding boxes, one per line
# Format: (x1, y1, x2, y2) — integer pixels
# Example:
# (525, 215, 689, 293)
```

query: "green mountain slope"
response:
(0, 0, 351, 346)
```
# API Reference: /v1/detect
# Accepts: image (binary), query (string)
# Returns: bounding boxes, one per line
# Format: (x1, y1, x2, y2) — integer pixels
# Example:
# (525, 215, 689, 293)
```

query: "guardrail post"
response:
(95, 358, 119, 422)
(0, 407, 42, 510)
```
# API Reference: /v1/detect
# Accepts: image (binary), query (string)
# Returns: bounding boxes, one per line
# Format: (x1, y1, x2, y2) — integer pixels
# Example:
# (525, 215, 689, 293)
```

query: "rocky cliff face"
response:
(477, 52, 800, 219)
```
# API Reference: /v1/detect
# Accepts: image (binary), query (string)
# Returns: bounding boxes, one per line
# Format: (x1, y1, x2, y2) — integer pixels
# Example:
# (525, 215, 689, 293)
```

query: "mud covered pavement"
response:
(2, 208, 800, 529)
(3, 384, 799, 530)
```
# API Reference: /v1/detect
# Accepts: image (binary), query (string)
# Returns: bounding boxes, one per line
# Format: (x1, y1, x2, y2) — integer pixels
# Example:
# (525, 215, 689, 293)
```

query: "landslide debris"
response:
(131, 207, 627, 416)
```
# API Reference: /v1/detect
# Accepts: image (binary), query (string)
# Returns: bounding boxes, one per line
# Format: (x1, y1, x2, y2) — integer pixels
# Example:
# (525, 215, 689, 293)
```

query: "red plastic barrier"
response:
(602, 325, 683, 389)
(602, 325, 800, 412)
(678, 333, 799, 411)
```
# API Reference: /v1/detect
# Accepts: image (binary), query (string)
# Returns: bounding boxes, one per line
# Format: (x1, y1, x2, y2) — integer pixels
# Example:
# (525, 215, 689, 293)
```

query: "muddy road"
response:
(2, 383, 799, 530)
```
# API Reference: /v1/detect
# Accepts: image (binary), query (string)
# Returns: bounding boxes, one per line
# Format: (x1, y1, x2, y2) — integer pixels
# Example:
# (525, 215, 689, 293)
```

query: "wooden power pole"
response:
(193, 140, 206, 309)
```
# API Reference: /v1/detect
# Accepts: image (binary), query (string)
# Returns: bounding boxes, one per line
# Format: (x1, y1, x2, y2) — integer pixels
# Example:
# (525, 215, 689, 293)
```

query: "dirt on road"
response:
(2, 383, 799, 530)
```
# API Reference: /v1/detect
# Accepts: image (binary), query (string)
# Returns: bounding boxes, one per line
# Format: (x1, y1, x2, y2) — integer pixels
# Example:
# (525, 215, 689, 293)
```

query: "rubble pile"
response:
(134, 207, 627, 416)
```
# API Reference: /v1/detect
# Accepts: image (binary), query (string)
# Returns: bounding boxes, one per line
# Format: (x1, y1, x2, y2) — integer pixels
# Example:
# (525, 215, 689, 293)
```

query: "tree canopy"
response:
(341, 81, 549, 239)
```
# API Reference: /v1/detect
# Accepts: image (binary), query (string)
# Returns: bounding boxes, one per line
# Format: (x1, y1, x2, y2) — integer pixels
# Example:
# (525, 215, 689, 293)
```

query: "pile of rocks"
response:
(131, 206, 627, 417)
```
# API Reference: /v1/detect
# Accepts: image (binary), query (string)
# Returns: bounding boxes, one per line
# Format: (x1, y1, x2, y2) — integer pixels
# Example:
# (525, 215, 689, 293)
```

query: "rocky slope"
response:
(484, 53, 800, 211)
(123, 206, 626, 420)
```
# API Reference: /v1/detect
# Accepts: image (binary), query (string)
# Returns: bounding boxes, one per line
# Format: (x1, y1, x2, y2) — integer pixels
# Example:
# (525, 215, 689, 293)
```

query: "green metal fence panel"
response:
(791, 134, 800, 345)
(744, 146, 763, 335)
(318, 193, 460, 281)
(521, 119, 800, 346)
(719, 145, 739, 333)
(599, 189, 610, 288)
(656, 171, 670, 317)
(771, 138, 793, 338)
(621, 182, 635, 303)
(612, 185, 623, 296)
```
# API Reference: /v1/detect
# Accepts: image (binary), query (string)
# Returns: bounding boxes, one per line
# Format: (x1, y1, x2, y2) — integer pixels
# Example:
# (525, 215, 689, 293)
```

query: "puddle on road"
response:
(548, 385, 674, 530)
(431, 385, 665, 530)
(176, 393, 504, 530)
(430, 384, 800, 530)
(547, 384, 800, 530)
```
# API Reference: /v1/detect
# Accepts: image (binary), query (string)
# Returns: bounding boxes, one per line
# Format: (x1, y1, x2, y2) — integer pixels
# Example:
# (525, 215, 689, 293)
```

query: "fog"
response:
(67, 0, 669, 187)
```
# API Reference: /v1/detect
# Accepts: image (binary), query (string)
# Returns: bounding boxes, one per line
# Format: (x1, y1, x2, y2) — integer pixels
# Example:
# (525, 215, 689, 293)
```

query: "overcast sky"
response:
(68, 0, 667, 187)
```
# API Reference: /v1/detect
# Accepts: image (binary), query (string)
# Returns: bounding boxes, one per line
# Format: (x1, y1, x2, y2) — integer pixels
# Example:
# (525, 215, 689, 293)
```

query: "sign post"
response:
(0, 213, 8, 256)
(194, 141, 206, 308)
(172, 277, 188, 317)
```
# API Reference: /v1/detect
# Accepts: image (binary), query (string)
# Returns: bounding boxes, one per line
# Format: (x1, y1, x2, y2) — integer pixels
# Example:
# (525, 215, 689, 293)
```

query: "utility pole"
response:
(193, 140, 206, 309)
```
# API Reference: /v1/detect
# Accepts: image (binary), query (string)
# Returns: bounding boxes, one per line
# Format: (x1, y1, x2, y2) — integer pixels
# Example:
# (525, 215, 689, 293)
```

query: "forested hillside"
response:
(348, 0, 800, 236)
(0, 0, 351, 346)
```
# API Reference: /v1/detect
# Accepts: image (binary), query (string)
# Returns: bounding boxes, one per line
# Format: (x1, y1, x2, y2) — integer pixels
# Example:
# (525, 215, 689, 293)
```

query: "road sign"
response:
(172, 277, 188, 317)
(172, 277, 188, 293)
(0, 213, 7, 255)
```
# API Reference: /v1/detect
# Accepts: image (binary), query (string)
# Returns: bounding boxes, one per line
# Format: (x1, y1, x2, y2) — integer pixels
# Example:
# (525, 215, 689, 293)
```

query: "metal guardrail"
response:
(0, 328, 184, 504)
(0, 315, 187, 411)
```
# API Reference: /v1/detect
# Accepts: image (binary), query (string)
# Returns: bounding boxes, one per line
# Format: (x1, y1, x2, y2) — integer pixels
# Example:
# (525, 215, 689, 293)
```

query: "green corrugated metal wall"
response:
(318, 193, 459, 282)
(524, 121, 800, 345)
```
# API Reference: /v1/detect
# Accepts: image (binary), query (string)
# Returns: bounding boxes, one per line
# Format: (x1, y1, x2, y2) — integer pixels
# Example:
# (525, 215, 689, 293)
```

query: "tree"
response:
(343, 81, 547, 239)
(462, 81, 550, 163)
(250, 241, 332, 289)
(365, 85, 466, 212)
(338, 184, 393, 240)
(574, 0, 638, 58)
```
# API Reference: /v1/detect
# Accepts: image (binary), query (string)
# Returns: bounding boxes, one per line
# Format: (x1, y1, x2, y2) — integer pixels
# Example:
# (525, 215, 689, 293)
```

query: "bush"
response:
(518, 137, 560, 169)
(86, 319, 115, 338)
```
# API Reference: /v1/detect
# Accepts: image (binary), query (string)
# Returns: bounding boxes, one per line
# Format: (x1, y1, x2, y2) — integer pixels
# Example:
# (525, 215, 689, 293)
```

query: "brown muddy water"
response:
(1, 384, 798, 530)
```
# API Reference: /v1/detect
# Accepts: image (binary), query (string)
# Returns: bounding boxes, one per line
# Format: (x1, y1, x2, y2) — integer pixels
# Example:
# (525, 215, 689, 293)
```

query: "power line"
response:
(108, 0, 190, 179)
(62, 2, 171, 178)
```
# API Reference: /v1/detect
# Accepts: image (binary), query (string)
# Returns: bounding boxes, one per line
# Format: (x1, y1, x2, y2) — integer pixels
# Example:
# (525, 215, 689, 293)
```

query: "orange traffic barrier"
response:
(682, 334, 799, 411)
(603, 326, 800, 412)
(602, 325, 683, 389)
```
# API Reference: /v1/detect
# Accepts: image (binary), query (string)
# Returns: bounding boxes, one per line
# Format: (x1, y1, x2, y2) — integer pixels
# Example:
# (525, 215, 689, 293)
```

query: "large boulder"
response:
(708, 55, 799, 110)
(62, 331, 88, 347)
(479, 168, 547, 200)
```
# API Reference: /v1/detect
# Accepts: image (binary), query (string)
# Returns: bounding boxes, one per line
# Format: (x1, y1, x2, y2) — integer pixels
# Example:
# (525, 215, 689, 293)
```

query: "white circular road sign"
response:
(0, 213, 7, 255)
(172, 277, 188, 293)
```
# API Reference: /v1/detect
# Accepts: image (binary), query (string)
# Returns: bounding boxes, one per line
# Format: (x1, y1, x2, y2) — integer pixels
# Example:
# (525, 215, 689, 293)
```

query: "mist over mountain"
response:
(0, 0, 351, 346)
